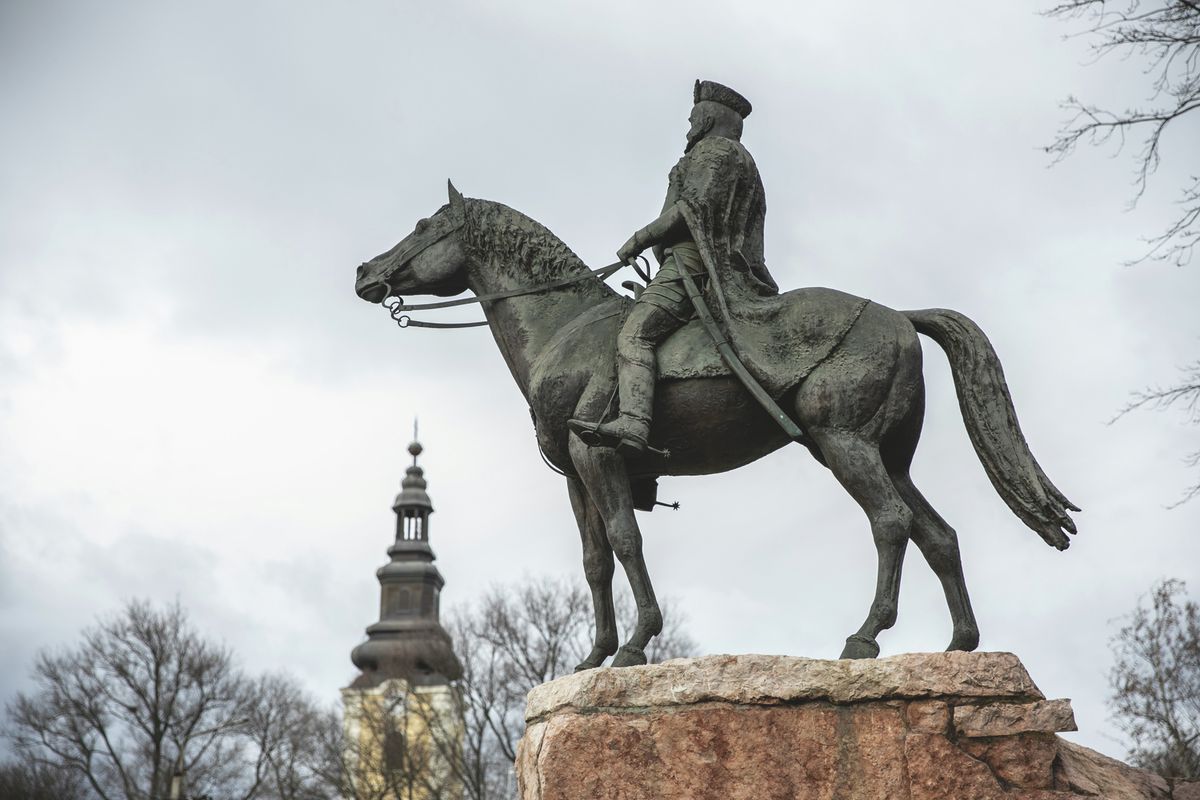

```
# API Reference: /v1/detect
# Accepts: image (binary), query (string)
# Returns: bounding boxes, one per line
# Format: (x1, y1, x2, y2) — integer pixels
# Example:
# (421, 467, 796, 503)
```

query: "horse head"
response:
(355, 181, 471, 303)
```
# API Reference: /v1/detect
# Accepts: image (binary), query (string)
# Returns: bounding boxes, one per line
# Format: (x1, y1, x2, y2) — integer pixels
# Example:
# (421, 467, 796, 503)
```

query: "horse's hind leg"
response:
(567, 477, 619, 670)
(569, 436, 662, 667)
(809, 427, 914, 659)
(879, 366, 980, 653)
(892, 473, 980, 652)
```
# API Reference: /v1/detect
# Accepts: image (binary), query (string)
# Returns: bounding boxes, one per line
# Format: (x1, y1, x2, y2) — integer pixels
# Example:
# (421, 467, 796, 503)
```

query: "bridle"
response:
(383, 260, 637, 329)
(376, 210, 650, 329)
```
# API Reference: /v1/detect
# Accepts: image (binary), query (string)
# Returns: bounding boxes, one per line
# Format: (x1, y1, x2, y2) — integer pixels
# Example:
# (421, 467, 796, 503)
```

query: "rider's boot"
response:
(572, 411, 651, 456)
(569, 352, 655, 456)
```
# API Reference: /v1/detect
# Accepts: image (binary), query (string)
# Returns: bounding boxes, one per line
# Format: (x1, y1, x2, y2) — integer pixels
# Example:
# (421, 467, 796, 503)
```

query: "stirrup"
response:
(567, 418, 669, 459)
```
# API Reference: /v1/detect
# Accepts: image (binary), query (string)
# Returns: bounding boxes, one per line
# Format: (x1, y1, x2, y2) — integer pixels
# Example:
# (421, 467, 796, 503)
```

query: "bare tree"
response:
(0, 755, 90, 800)
(240, 674, 330, 800)
(3, 600, 320, 800)
(1110, 578, 1200, 779)
(441, 616, 520, 800)
(1046, 1, 1200, 502)
(1045, 0, 1200, 267)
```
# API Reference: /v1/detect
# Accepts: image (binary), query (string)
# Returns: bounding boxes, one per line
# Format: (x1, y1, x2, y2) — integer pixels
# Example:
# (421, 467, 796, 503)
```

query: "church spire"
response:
(349, 428, 462, 687)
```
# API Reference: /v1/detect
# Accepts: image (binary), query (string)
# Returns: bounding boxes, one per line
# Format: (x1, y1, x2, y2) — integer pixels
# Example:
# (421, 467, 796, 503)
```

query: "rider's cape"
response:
(663, 136, 868, 397)
(669, 136, 777, 313)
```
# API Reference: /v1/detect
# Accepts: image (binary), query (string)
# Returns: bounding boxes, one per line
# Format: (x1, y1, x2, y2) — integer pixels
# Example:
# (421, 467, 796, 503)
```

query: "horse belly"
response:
(636, 377, 791, 476)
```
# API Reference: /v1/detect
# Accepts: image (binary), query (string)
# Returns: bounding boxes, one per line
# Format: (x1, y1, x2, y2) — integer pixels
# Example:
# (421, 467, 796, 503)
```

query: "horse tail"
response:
(903, 308, 1080, 550)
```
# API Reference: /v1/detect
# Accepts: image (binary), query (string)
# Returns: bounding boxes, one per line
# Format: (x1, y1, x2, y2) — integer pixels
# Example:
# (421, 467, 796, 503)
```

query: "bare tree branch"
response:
(1111, 359, 1200, 504)
(1048, 3, 1200, 502)
(1045, 0, 1200, 267)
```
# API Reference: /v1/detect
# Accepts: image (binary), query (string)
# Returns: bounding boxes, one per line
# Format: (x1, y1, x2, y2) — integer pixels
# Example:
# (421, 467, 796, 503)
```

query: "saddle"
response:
(573, 287, 869, 398)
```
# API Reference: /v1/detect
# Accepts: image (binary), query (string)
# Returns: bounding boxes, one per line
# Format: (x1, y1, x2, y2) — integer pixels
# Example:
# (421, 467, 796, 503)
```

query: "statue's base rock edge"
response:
(516, 652, 1199, 800)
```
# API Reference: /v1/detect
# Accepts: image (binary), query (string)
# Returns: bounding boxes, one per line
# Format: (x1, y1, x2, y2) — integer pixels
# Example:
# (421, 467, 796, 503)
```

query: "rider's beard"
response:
(684, 128, 704, 153)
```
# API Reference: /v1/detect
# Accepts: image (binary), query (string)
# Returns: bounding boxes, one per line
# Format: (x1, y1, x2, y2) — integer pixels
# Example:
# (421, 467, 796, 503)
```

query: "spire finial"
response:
(408, 418, 422, 466)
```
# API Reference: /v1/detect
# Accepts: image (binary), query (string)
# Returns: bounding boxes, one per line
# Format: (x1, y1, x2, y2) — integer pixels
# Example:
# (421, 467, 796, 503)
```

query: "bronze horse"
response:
(355, 183, 1079, 668)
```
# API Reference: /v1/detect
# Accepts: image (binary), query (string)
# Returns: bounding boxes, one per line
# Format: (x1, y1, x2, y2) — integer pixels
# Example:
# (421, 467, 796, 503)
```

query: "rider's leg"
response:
(602, 302, 684, 452)
(568, 251, 692, 453)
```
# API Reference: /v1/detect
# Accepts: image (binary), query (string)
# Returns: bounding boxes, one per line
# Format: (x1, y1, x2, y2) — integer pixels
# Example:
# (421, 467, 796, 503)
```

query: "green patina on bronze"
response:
(354, 81, 1079, 668)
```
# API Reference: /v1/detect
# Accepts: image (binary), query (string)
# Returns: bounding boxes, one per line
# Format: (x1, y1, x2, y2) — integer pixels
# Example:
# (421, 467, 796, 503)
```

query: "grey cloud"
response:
(1, 0, 1198, 763)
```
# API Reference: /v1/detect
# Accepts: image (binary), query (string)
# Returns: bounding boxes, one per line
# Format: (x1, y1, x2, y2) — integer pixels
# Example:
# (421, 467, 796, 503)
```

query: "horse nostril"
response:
(357, 282, 388, 303)
(357, 263, 366, 280)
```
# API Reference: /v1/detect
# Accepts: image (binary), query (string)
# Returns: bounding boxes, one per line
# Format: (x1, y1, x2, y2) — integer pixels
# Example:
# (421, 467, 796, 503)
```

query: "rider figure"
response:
(570, 80, 779, 455)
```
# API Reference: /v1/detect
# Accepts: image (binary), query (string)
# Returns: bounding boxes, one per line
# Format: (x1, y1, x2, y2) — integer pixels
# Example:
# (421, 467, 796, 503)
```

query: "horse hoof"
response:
(947, 630, 980, 652)
(840, 635, 880, 660)
(611, 645, 647, 667)
(575, 642, 620, 671)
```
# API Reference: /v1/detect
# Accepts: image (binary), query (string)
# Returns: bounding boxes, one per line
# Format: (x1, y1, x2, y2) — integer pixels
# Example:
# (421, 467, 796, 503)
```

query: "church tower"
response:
(342, 433, 463, 800)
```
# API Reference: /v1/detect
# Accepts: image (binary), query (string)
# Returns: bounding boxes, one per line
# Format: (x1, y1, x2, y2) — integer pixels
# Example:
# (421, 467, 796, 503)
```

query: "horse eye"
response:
(415, 218, 429, 234)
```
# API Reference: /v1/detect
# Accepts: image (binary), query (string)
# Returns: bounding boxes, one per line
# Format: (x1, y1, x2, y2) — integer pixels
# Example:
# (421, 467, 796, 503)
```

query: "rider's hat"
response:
(693, 80, 752, 118)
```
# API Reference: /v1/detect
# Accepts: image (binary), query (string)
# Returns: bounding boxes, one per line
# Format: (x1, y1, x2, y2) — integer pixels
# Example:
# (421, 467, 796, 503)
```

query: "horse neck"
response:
(464, 203, 615, 395)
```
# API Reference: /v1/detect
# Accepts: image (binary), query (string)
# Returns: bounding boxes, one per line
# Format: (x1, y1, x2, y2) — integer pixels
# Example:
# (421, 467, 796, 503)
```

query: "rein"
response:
(382, 258, 640, 329)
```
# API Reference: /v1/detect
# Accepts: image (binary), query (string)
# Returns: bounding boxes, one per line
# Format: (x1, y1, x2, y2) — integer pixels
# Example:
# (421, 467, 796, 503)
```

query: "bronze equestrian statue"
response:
(354, 80, 1079, 668)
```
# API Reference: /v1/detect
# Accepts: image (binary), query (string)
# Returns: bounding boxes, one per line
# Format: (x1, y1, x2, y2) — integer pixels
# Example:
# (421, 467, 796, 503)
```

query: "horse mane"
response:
(463, 199, 612, 295)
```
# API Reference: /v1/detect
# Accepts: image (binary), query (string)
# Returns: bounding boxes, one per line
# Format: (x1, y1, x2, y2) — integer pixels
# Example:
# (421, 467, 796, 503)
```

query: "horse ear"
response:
(447, 179, 464, 210)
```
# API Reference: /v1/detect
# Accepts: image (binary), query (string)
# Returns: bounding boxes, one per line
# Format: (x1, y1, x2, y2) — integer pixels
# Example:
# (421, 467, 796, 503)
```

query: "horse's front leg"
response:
(569, 436, 662, 667)
(567, 477, 618, 670)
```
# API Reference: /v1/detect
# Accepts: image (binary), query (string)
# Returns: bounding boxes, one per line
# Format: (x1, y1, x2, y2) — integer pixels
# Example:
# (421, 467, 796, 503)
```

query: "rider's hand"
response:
(617, 233, 644, 265)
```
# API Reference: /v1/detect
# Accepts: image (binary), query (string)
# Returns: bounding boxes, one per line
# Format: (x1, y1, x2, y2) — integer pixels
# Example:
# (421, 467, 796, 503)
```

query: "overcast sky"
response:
(1, 0, 1197, 761)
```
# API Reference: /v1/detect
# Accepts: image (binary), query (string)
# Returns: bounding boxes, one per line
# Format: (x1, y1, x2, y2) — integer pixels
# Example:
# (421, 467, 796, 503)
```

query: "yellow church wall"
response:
(341, 678, 464, 800)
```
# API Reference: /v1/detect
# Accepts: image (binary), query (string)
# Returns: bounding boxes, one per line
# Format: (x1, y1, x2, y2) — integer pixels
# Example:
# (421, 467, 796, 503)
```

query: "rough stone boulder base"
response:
(960, 734, 1060, 790)
(526, 704, 911, 800)
(1176, 782, 1200, 800)
(954, 699, 1077, 738)
(517, 653, 1190, 800)
(1054, 739, 1172, 799)
(524, 651, 1043, 720)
